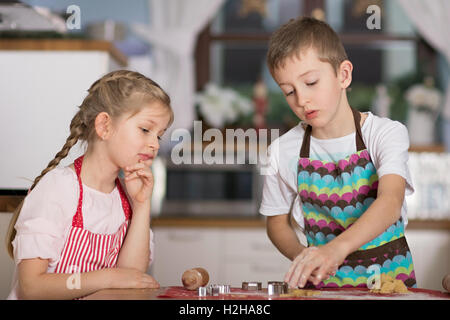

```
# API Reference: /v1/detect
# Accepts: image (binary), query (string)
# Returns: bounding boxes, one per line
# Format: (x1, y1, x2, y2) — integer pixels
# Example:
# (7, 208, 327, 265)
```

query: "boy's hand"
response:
(284, 243, 347, 288)
(123, 160, 154, 206)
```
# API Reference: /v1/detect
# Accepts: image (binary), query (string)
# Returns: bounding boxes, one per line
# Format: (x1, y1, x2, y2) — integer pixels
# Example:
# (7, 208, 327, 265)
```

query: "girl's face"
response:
(273, 47, 352, 132)
(106, 102, 171, 169)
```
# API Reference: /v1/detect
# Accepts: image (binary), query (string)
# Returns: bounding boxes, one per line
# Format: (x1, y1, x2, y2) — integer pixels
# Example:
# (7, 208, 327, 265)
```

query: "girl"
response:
(6, 70, 174, 299)
(260, 17, 416, 289)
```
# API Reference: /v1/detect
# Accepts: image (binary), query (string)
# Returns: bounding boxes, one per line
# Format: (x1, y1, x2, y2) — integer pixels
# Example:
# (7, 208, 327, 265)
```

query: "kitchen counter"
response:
(83, 286, 450, 300)
(1, 204, 449, 230)
(151, 216, 450, 230)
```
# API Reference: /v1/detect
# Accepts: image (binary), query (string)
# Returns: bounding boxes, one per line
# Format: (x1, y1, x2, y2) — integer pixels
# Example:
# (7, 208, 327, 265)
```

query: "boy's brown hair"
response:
(267, 16, 348, 76)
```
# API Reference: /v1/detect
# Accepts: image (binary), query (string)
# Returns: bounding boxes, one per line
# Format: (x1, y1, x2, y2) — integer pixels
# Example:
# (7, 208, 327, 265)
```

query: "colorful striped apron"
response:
(297, 108, 416, 288)
(54, 156, 132, 274)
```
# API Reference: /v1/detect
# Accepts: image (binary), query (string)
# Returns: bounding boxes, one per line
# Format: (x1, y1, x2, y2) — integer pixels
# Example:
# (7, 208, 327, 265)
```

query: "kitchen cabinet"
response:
(150, 227, 223, 286)
(150, 227, 292, 287)
(404, 229, 450, 291)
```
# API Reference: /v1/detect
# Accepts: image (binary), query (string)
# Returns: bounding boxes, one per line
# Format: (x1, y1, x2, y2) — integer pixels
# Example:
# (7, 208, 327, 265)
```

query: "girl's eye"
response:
(306, 80, 318, 86)
(285, 90, 294, 97)
(141, 128, 150, 133)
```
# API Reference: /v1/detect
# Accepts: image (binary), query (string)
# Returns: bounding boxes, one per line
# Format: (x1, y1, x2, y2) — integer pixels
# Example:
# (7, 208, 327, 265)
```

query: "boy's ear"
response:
(94, 112, 112, 140)
(338, 60, 353, 89)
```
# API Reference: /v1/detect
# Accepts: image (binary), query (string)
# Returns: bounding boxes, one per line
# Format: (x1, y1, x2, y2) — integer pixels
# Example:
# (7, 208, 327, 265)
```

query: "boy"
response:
(259, 17, 416, 289)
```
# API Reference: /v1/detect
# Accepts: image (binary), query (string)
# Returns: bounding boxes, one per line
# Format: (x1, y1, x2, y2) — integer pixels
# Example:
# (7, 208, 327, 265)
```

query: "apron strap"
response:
(351, 107, 367, 152)
(299, 107, 367, 158)
(71, 156, 132, 228)
(299, 125, 312, 158)
(72, 156, 85, 228)
(116, 179, 132, 220)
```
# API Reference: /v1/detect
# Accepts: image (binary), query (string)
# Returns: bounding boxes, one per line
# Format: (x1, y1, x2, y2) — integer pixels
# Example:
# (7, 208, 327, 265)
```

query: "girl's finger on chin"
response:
(125, 172, 140, 181)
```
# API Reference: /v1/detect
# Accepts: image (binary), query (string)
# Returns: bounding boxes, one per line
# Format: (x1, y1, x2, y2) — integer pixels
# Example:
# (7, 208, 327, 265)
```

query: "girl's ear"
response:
(338, 60, 353, 89)
(94, 112, 112, 140)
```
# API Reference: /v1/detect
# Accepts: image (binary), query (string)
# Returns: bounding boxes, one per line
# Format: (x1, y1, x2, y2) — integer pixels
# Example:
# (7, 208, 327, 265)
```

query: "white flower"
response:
(405, 84, 442, 112)
(196, 83, 253, 128)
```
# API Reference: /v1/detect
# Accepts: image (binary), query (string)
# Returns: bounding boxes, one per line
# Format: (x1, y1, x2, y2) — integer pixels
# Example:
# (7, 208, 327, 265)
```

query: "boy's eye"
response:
(306, 80, 318, 86)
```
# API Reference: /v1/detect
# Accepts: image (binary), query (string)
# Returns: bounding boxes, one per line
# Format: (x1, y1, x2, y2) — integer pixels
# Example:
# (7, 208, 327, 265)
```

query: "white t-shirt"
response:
(259, 112, 414, 231)
(7, 166, 155, 300)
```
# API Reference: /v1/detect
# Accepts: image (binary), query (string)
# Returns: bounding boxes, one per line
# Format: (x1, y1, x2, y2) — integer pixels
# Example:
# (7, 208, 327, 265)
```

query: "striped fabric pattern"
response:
(54, 156, 132, 275)
(54, 221, 129, 273)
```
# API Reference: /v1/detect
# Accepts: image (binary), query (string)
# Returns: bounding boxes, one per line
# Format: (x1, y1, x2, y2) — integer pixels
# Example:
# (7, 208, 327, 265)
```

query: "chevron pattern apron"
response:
(297, 108, 416, 288)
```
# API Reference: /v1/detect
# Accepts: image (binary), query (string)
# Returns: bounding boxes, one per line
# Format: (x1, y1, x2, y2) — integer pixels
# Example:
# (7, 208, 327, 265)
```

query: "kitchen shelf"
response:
(409, 145, 446, 153)
(0, 38, 127, 67)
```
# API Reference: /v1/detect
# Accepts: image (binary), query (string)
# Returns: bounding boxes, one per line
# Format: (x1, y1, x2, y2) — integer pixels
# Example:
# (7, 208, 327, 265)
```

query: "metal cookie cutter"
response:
(267, 281, 288, 295)
(242, 281, 262, 291)
(207, 284, 221, 296)
(219, 284, 231, 294)
(198, 286, 207, 297)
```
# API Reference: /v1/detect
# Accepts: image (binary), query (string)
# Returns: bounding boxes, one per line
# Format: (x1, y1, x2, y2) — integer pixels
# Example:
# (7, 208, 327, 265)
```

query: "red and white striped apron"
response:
(54, 155, 132, 274)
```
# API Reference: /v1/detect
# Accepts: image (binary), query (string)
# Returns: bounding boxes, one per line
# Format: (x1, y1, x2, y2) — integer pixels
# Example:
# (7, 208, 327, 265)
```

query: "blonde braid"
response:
(5, 111, 85, 258)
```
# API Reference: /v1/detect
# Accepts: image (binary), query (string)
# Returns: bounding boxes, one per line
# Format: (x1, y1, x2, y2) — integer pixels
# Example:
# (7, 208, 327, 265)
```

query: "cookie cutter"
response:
(267, 281, 288, 295)
(219, 284, 231, 294)
(207, 284, 220, 296)
(198, 286, 207, 297)
(242, 281, 262, 291)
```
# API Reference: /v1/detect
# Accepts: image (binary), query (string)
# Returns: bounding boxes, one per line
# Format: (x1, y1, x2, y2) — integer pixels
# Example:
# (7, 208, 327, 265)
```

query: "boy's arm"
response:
(285, 174, 406, 288)
(329, 173, 406, 256)
(266, 214, 306, 261)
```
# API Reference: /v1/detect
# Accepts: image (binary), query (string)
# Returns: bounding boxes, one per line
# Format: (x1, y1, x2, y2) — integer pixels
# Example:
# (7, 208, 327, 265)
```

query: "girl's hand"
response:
(107, 268, 160, 289)
(123, 160, 154, 206)
(284, 243, 347, 288)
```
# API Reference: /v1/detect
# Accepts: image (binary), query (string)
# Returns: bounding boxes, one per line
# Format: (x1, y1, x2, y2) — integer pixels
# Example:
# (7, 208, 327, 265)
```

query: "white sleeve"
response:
(371, 121, 414, 196)
(12, 169, 74, 265)
(259, 140, 297, 216)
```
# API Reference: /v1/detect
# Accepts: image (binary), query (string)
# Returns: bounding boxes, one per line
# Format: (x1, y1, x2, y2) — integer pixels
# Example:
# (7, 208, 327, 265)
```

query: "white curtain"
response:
(397, 0, 450, 120)
(132, 0, 225, 149)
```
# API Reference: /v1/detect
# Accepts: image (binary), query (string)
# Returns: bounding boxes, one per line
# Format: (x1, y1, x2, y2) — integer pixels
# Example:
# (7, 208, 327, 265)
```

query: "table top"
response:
(83, 286, 450, 300)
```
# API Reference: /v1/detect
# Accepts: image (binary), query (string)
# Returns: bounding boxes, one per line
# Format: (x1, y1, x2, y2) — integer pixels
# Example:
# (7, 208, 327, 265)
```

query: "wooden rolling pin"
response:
(443, 274, 450, 292)
(182, 267, 209, 290)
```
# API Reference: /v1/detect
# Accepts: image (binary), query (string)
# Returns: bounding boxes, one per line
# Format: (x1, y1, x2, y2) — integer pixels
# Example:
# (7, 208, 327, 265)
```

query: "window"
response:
(195, 0, 437, 131)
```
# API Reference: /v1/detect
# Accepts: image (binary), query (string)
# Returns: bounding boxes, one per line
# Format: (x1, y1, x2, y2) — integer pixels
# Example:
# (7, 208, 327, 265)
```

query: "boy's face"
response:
(273, 47, 351, 130)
